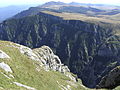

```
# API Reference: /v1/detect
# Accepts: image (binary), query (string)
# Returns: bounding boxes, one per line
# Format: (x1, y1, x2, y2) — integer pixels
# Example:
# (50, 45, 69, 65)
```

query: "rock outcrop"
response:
(33, 46, 76, 82)
(0, 62, 12, 73)
(19, 45, 40, 61)
(33, 46, 70, 72)
(0, 50, 10, 59)
(97, 66, 120, 89)
(0, 41, 87, 90)
(8, 43, 77, 82)
(13, 82, 36, 90)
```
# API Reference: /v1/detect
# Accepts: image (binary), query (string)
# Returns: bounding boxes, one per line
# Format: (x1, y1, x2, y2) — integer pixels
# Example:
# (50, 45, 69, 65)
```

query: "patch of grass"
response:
(41, 11, 120, 24)
(0, 40, 88, 90)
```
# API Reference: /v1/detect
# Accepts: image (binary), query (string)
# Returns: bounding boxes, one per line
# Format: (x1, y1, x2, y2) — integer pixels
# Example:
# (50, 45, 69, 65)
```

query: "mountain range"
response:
(0, 1, 120, 90)
(0, 5, 35, 22)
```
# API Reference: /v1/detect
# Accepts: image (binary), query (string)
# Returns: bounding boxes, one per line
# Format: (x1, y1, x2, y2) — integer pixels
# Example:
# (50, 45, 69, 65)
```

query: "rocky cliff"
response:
(97, 66, 120, 89)
(0, 12, 120, 88)
(0, 40, 87, 90)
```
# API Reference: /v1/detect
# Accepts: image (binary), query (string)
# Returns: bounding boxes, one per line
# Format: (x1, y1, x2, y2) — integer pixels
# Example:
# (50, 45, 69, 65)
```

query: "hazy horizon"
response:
(0, 0, 120, 7)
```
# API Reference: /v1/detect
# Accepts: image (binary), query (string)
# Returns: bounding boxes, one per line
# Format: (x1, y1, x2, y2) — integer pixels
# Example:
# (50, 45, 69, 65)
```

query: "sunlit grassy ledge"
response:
(0, 40, 88, 90)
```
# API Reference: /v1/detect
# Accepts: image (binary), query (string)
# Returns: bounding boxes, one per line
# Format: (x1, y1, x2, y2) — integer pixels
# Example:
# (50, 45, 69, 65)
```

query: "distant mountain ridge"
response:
(41, 1, 66, 7)
(10, 1, 120, 21)
(41, 1, 120, 7)
(1, 1, 120, 23)
(41, 1, 120, 9)
(0, 5, 32, 22)
(0, 1, 120, 89)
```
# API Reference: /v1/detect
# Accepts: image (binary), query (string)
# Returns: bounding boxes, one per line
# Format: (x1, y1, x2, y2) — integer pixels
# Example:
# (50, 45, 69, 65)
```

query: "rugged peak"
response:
(41, 1, 66, 7)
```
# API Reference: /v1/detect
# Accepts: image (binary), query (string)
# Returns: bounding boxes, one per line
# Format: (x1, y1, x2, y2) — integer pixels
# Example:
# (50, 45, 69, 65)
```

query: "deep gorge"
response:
(0, 12, 120, 88)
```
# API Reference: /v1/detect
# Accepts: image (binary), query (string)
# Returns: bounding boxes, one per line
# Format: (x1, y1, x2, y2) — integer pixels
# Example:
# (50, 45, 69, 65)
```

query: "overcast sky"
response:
(0, 0, 120, 7)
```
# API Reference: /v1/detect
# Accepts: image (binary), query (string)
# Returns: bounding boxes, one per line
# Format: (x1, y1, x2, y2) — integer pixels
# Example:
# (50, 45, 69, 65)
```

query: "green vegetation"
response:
(0, 2, 120, 89)
(0, 11, 120, 88)
(0, 41, 88, 90)
(41, 11, 120, 24)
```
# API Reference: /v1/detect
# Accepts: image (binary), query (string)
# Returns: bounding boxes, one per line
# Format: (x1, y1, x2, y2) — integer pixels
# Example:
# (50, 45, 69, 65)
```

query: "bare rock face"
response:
(9, 43, 43, 66)
(19, 45, 40, 61)
(33, 46, 70, 72)
(15, 43, 68, 73)
(14, 44, 76, 82)
(13, 82, 36, 90)
(0, 62, 12, 73)
(97, 66, 120, 89)
(0, 50, 10, 59)
(33, 46, 76, 82)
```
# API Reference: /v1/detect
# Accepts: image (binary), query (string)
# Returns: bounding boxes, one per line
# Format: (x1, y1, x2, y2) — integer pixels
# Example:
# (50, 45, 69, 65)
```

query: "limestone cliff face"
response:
(0, 41, 84, 90)
(0, 12, 120, 88)
(33, 46, 77, 82)
(97, 66, 120, 89)
(33, 46, 70, 72)
(12, 43, 77, 82)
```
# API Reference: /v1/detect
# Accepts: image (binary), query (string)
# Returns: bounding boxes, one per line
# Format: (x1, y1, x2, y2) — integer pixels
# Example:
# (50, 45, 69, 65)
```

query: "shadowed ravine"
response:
(0, 12, 120, 88)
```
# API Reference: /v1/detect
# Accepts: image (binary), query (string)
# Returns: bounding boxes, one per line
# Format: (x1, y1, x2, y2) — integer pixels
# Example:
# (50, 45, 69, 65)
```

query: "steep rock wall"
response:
(0, 12, 120, 88)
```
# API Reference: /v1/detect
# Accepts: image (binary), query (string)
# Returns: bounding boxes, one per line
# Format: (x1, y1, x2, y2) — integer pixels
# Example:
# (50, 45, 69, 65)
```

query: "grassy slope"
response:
(41, 11, 120, 24)
(0, 40, 87, 90)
